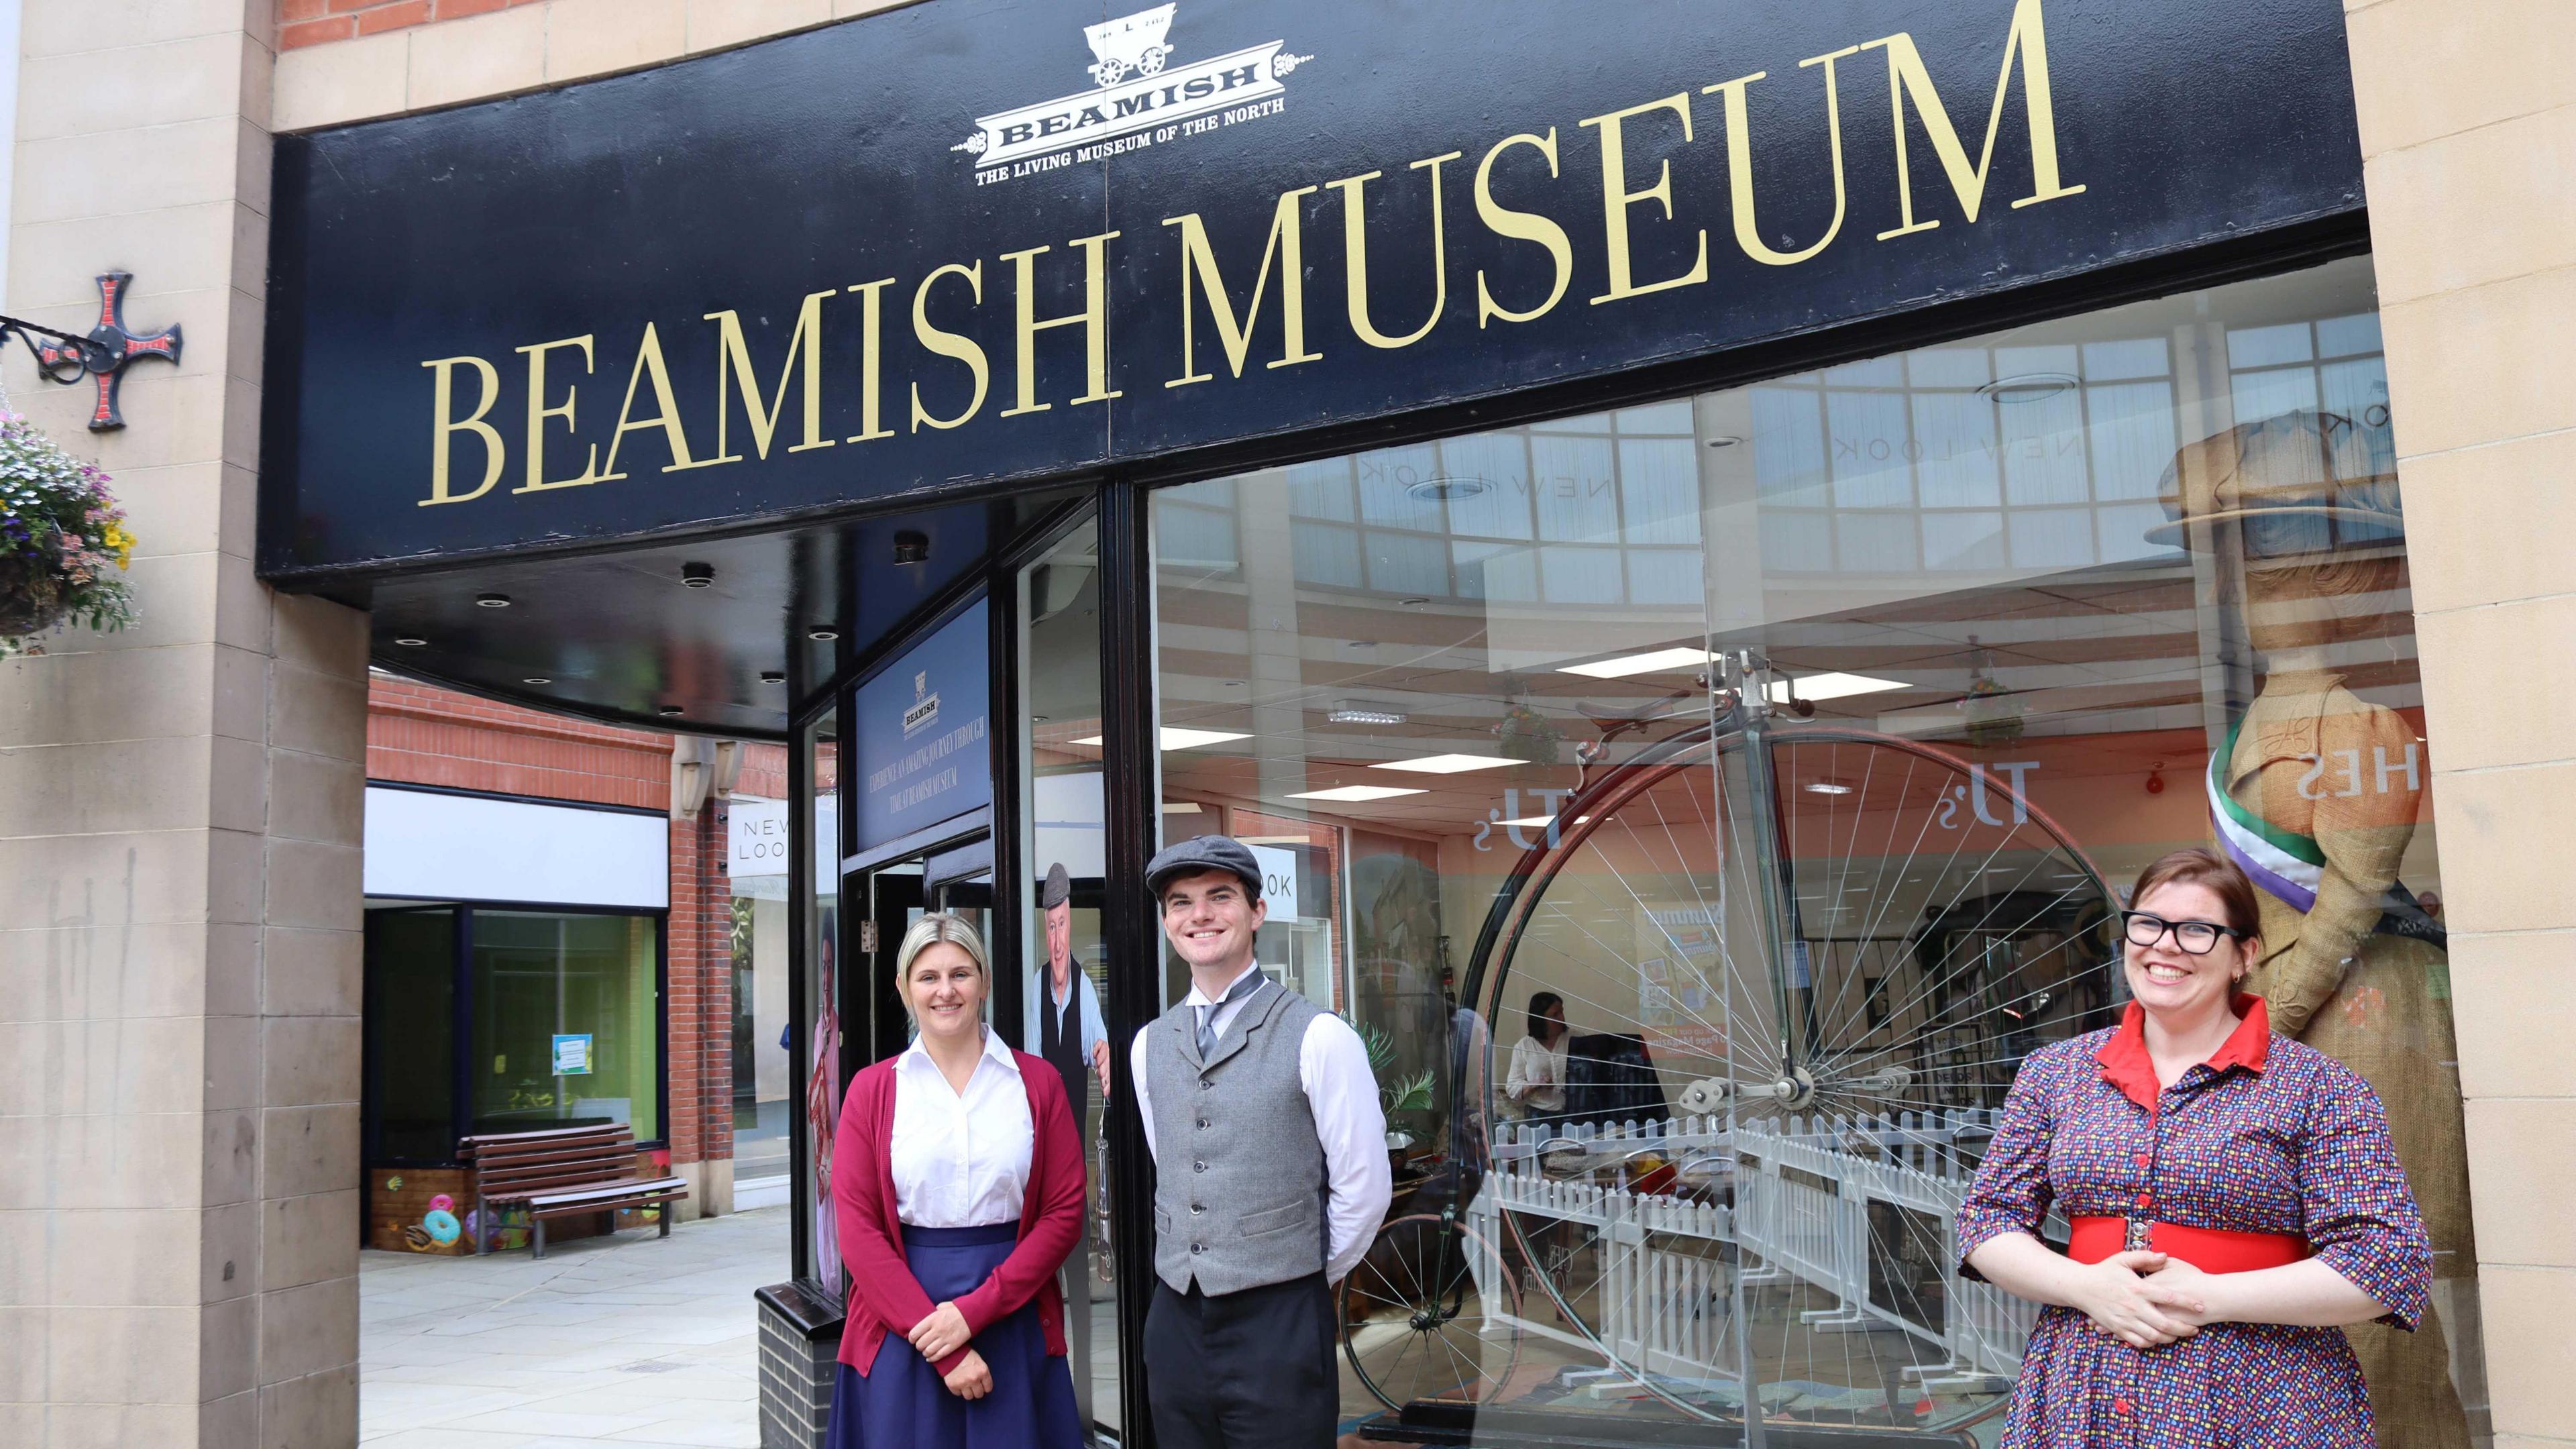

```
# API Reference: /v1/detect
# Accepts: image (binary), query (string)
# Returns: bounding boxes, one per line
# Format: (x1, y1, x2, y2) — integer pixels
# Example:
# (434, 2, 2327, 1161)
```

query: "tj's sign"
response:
(263, 0, 2360, 576)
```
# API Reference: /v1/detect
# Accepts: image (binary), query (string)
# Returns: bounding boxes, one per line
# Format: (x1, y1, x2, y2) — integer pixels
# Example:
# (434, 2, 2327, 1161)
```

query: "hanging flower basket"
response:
(0, 414, 135, 655)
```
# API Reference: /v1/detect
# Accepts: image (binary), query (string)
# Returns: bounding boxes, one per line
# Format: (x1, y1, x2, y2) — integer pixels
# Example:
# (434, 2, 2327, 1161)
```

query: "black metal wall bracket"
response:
(1, 271, 184, 430)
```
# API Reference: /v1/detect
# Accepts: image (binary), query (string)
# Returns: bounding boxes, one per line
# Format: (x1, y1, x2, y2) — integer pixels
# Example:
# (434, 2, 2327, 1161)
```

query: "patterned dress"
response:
(1954, 998, 2431, 1448)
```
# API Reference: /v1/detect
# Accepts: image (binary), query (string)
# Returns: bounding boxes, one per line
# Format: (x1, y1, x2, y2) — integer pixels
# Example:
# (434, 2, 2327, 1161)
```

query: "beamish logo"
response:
(902, 669, 940, 737)
(951, 3, 1309, 179)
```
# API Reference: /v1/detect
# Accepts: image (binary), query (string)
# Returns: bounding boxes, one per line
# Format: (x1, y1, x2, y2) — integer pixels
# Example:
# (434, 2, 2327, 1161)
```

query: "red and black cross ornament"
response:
(36, 272, 182, 430)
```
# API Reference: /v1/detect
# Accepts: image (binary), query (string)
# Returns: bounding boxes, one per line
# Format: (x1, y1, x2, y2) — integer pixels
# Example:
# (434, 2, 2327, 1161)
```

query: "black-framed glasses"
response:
(2121, 910, 2243, 955)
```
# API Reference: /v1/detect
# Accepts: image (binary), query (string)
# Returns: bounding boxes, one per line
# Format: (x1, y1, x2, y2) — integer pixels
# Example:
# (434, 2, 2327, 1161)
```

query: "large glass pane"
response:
(1017, 519, 1121, 1442)
(466, 910, 661, 1142)
(1148, 254, 2485, 1447)
(729, 746, 799, 1191)
(366, 908, 455, 1161)
(801, 709, 844, 1291)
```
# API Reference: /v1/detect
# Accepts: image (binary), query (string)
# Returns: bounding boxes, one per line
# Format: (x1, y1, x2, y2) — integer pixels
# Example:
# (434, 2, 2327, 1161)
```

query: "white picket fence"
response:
(1470, 1110, 2050, 1391)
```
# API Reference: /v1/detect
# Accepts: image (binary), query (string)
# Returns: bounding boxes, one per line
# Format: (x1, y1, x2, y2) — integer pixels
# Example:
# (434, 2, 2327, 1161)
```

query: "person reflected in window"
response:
(828, 913, 1085, 1449)
(1956, 849, 2432, 1447)
(1502, 991, 1568, 1127)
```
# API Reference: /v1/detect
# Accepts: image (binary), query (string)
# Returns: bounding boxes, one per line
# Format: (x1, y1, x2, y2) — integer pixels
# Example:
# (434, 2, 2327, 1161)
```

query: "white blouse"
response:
(1505, 1033, 1568, 1114)
(889, 1027, 1034, 1229)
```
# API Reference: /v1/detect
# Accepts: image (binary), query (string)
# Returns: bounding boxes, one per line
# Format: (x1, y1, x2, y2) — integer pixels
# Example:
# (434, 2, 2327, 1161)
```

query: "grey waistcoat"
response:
(1146, 977, 1329, 1297)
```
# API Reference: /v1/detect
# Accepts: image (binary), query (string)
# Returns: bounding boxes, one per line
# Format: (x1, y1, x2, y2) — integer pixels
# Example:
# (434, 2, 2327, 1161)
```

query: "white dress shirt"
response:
(1130, 961, 1393, 1285)
(890, 1026, 1034, 1229)
(1505, 1034, 1568, 1114)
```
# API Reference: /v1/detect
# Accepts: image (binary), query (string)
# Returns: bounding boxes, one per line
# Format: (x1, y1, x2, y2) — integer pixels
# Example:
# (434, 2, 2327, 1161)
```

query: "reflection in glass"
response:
(802, 710, 845, 1293)
(366, 908, 456, 1161)
(1148, 255, 2483, 1444)
(466, 911, 661, 1141)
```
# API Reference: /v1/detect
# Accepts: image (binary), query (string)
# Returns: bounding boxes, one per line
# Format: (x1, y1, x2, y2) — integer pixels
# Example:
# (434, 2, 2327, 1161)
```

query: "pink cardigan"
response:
(830, 1046, 1085, 1377)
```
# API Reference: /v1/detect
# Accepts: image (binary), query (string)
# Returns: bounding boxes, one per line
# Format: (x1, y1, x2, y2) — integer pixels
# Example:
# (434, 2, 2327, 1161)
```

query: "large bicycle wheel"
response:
(1341, 1210, 1523, 1411)
(1466, 722, 2116, 1434)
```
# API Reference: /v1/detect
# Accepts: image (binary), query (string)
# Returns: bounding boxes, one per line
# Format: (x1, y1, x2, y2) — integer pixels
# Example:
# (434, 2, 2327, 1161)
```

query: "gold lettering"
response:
(1473, 129, 1574, 328)
(1000, 231, 1122, 418)
(1163, 186, 1323, 387)
(1580, 94, 1709, 305)
(847, 278, 897, 443)
(419, 355, 504, 506)
(1330, 151, 1464, 350)
(1708, 47, 1859, 267)
(910, 261, 990, 432)
(600, 323, 712, 480)
(511, 334, 600, 493)
(1864, 0, 2086, 240)
(704, 288, 838, 464)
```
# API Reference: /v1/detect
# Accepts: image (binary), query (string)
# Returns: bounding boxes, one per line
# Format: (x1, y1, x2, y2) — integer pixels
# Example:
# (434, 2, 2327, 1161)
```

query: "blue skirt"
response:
(828, 1224, 1083, 1449)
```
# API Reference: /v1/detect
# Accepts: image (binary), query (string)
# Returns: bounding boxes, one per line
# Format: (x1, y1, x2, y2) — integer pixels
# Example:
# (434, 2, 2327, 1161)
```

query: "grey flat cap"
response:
(1040, 861, 1073, 909)
(1144, 834, 1263, 900)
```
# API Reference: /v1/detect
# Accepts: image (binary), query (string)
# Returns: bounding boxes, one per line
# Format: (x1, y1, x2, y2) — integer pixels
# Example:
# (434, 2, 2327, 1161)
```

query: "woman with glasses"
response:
(1954, 847, 2431, 1447)
(828, 913, 1086, 1449)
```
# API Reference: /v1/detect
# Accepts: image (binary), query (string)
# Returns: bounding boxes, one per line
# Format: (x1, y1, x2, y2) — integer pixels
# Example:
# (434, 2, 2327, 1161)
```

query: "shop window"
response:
(362, 905, 664, 1160)
(1148, 254, 2483, 1444)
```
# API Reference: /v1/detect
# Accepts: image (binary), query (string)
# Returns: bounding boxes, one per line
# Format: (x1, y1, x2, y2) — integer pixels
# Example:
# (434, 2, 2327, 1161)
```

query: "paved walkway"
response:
(361, 1206, 786, 1448)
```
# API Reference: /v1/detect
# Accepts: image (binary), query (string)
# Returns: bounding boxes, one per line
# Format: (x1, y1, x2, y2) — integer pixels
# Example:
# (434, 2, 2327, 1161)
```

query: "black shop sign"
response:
(261, 0, 2361, 578)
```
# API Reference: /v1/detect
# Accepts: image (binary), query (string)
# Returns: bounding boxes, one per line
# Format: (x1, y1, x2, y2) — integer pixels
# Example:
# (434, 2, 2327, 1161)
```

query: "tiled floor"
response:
(360, 1206, 785, 1448)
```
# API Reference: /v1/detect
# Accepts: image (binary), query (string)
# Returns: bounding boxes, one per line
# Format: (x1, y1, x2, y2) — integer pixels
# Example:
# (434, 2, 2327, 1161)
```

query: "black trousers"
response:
(1144, 1273, 1337, 1449)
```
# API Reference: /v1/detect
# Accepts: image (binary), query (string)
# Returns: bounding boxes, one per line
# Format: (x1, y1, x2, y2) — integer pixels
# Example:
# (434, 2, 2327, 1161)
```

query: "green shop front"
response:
(258, 0, 2489, 1442)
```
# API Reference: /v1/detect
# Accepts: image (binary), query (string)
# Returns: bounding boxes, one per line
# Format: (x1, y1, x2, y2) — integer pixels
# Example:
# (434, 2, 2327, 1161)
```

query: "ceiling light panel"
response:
(1557, 647, 1715, 679)
(1371, 753, 1513, 774)
(1286, 785, 1428, 802)
(1070, 728, 1250, 751)
(1767, 672, 1907, 702)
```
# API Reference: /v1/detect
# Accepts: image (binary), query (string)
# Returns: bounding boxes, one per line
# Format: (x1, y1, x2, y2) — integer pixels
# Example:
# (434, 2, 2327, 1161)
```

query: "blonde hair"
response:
(896, 912, 990, 1020)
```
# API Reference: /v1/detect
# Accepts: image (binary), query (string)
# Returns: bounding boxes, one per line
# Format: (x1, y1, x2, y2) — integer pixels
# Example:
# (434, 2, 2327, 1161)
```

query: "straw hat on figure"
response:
(2156, 406, 2476, 1448)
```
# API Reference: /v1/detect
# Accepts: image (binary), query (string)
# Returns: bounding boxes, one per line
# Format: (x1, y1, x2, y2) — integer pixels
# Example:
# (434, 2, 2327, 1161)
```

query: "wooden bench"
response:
(460, 1124, 690, 1258)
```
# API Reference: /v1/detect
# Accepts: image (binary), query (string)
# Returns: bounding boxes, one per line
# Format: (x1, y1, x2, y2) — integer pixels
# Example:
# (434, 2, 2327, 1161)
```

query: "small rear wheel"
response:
(1138, 45, 1170, 76)
(1340, 1210, 1523, 1412)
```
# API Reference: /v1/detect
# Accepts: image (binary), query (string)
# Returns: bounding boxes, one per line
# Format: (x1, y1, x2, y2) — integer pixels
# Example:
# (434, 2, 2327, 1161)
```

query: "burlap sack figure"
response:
(2161, 411, 2475, 1449)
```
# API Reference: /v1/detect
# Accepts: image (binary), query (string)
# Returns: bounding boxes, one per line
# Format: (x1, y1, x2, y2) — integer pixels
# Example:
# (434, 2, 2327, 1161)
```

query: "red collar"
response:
(2095, 994, 2271, 1110)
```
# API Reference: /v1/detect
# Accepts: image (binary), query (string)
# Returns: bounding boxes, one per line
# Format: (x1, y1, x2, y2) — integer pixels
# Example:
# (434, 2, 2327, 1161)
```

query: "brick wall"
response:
(368, 673, 672, 808)
(280, 0, 545, 50)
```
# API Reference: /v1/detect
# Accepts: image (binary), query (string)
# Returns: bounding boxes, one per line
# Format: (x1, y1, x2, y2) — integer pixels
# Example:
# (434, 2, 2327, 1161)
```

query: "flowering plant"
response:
(0, 414, 136, 655)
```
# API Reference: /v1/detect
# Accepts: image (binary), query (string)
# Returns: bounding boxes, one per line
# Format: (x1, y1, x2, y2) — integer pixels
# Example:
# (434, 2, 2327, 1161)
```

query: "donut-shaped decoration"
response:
(422, 1209, 462, 1246)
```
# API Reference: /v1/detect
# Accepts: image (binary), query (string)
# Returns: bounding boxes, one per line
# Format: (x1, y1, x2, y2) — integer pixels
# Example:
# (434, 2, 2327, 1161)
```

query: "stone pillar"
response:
(0, 4, 367, 1447)
(2347, 2, 2576, 1442)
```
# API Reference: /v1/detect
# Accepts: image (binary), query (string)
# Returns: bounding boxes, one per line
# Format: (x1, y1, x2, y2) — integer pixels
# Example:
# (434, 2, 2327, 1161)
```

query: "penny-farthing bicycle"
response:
(1340, 655, 2119, 1438)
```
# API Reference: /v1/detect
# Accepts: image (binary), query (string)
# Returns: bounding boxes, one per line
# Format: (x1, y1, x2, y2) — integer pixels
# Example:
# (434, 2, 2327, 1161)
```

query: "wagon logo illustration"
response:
(952, 2, 1310, 176)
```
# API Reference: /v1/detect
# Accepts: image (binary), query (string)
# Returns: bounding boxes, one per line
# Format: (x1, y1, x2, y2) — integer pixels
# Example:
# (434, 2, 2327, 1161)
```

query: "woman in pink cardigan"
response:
(828, 912, 1087, 1448)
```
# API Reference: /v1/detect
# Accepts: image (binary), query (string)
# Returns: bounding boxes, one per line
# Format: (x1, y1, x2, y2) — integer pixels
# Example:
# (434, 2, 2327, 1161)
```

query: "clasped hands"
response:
(2073, 1250, 2222, 1350)
(910, 1301, 989, 1399)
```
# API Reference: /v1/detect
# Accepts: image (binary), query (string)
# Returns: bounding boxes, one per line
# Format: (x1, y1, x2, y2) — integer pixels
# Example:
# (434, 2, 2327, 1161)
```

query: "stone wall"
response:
(2347, 2, 2576, 1444)
(0, 3, 368, 1445)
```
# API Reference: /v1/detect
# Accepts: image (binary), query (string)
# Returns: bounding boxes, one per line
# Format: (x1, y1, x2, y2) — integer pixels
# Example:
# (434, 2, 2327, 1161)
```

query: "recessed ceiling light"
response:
(1287, 785, 1428, 802)
(1399, 596, 1431, 607)
(521, 676, 553, 686)
(759, 671, 786, 685)
(1069, 727, 1250, 751)
(806, 626, 840, 641)
(1558, 647, 1714, 679)
(1373, 753, 1513, 775)
(893, 530, 930, 564)
(474, 593, 511, 608)
(1767, 672, 1907, 703)
(1978, 372, 2079, 403)
(1499, 814, 1591, 828)
(392, 636, 429, 647)
(1804, 782, 1856, 796)
(1405, 476, 1491, 502)
(1327, 701, 1407, 726)
(680, 562, 714, 588)
(657, 705, 684, 717)
(1705, 435, 1746, 449)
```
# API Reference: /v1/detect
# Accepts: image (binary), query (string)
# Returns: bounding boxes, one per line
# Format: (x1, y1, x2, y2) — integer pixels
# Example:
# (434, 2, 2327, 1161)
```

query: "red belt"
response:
(2068, 1216, 2310, 1273)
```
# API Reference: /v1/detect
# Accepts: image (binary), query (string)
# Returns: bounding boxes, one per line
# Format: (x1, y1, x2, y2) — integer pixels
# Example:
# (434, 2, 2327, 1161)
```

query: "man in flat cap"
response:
(1030, 860, 1111, 1427)
(1129, 835, 1389, 1449)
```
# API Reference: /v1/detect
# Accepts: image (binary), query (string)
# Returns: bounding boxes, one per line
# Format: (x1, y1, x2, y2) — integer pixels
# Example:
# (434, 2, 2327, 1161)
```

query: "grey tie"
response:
(1195, 971, 1266, 1059)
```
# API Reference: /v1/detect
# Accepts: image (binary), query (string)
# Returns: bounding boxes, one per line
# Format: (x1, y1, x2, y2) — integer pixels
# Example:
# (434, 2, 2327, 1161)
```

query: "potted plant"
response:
(0, 415, 135, 655)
